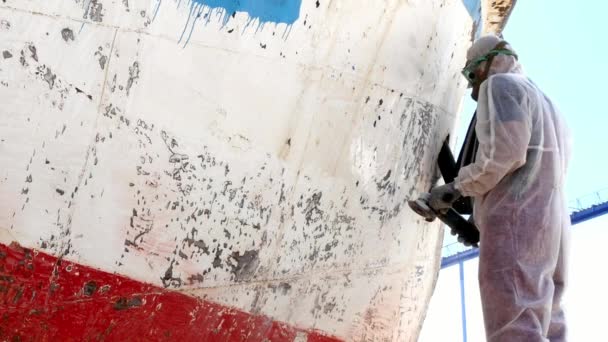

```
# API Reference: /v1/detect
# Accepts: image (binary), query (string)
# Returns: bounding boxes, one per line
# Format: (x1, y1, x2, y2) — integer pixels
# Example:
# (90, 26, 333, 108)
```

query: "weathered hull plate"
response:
(0, 0, 511, 340)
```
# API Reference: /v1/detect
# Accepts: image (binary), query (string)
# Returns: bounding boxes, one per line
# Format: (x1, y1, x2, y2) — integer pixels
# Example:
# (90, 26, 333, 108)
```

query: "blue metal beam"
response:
(570, 200, 608, 225)
(459, 260, 468, 342)
(441, 200, 608, 269)
(442, 248, 480, 269)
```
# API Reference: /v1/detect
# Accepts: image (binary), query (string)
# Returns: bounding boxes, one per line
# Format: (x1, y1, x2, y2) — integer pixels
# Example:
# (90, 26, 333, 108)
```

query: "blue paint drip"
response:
(191, 0, 301, 26)
(154, 0, 302, 46)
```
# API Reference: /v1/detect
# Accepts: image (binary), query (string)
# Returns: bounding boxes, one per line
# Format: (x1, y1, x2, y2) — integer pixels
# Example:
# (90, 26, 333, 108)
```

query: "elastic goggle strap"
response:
(479, 41, 516, 84)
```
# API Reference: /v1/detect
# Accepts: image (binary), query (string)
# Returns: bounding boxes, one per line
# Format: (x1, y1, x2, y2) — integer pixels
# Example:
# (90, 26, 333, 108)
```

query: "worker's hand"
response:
(450, 215, 479, 248)
(429, 182, 461, 212)
(450, 229, 477, 247)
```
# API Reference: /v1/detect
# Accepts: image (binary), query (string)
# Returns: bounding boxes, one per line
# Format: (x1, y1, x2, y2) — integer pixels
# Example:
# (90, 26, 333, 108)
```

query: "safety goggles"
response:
(461, 48, 518, 85)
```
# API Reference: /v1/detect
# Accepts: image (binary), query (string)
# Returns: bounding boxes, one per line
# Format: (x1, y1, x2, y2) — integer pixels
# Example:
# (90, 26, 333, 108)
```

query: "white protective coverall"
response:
(454, 39, 571, 342)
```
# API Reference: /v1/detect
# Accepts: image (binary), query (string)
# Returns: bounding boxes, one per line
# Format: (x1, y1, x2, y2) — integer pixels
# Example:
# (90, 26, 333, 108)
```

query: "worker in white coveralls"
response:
(428, 35, 571, 342)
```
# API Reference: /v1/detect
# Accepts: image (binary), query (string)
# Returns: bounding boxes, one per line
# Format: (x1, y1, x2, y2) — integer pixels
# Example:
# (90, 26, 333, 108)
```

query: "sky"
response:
(457, 0, 608, 203)
(505, 0, 608, 203)
(421, 0, 608, 340)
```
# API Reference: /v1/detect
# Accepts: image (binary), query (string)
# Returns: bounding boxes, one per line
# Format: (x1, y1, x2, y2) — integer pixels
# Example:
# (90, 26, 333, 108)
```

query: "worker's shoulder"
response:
(487, 73, 527, 87)
(486, 73, 530, 98)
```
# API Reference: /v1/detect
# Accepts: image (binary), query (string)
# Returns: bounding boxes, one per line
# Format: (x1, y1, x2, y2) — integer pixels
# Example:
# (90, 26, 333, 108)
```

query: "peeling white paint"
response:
(0, 0, 510, 340)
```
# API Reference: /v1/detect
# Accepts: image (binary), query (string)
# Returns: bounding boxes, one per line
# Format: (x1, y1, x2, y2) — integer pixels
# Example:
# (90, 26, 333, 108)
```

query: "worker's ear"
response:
(474, 61, 488, 85)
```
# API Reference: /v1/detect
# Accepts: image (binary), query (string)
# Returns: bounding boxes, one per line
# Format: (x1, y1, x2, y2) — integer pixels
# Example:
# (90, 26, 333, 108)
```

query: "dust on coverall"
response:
(454, 57, 571, 341)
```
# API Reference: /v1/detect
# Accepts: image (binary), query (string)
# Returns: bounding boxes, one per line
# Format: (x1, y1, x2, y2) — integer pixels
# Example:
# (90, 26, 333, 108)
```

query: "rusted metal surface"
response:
(0, 0, 513, 340)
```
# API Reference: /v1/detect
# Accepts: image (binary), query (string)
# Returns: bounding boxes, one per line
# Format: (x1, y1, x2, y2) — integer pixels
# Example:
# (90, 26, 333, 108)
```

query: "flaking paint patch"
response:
(113, 296, 143, 310)
(83, 280, 98, 296)
(126, 61, 140, 95)
(94, 47, 107, 70)
(13, 42, 79, 111)
(0, 20, 10, 31)
(43, 68, 56, 89)
(84, 0, 104, 22)
(0, 1, 478, 337)
(61, 28, 75, 42)
(84, 106, 376, 289)
(229, 250, 260, 282)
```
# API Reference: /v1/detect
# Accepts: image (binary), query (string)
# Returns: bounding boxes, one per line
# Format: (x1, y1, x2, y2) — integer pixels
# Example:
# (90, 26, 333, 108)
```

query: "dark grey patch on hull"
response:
(269, 282, 292, 295)
(43, 68, 57, 89)
(19, 50, 27, 67)
(61, 28, 75, 42)
(84, 0, 104, 22)
(212, 249, 223, 268)
(94, 48, 107, 70)
(303, 192, 323, 225)
(126, 61, 140, 96)
(375, 169, 396, 196)
(161, 261, 182, 288)
(183, 229, 210, 255)
(99, 55, 107, 70)
(75, 87, 93, 100)
(0, 20, 10, 31)
(113, 296, 143, 310)
(169, 153, 189, 163)
(83, 281, 98, 296)
(399, 100, 436, 185)
(2, 51, 12, 59)
(229, 250, 260, 282)
(28, 45, 38, 62)
(187, 273, 204, 284)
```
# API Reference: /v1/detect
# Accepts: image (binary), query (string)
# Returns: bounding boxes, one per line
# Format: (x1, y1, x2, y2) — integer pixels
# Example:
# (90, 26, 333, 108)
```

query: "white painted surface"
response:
(0, 0, 503, 340)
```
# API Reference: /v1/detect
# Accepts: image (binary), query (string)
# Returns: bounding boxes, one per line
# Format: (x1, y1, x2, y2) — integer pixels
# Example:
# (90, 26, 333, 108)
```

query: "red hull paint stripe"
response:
(0, 242, 342, 342)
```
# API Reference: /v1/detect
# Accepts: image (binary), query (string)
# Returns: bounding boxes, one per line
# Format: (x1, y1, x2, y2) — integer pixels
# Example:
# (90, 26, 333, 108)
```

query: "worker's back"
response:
(473, 73, 571, 236)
